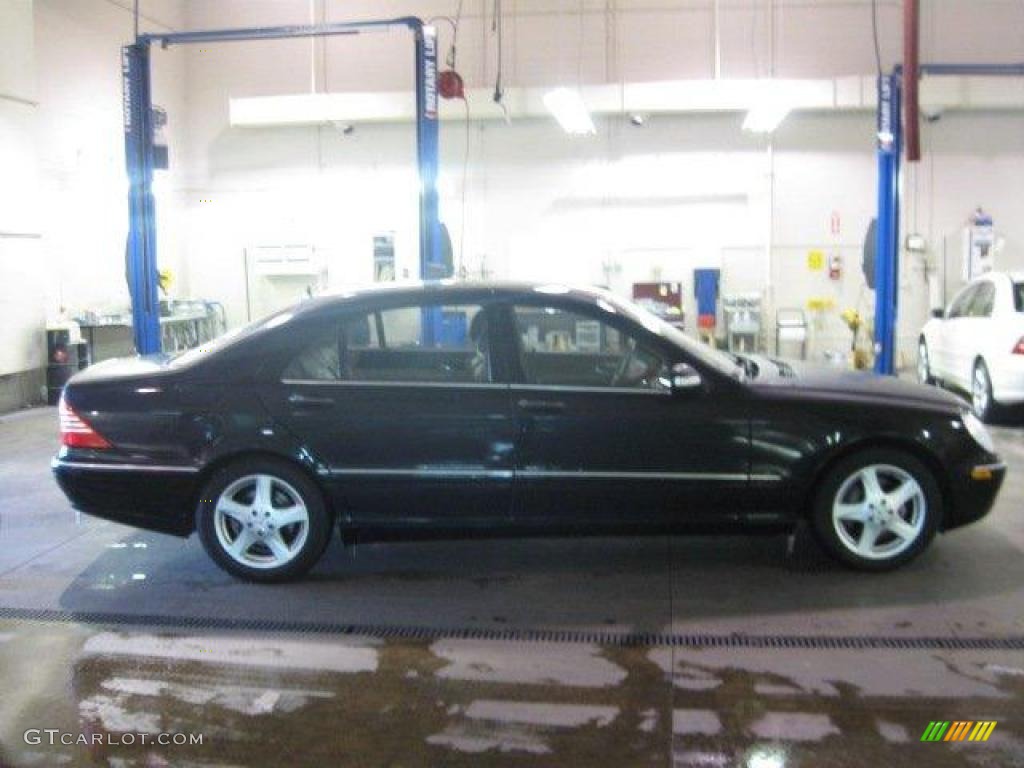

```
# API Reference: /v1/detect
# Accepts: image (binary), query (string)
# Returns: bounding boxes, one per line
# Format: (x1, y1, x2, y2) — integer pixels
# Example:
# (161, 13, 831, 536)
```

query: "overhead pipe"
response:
(903, 0, 920, 162)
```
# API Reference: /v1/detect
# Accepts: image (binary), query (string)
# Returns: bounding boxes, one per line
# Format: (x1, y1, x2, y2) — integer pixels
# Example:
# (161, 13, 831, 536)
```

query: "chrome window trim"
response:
(51, 458, 199, 474)
(281, 379, 506, 390)
(282, 379, 671, 396)
(510, 383, 671, 396)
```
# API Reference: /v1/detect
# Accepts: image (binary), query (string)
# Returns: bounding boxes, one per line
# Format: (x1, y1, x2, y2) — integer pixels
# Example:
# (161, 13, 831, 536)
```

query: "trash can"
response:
(46, 327, 89, 405)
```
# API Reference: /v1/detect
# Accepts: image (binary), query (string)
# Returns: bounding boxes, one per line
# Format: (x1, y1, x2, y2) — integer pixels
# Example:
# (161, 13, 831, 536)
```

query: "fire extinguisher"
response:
(829, 252, 842, 280)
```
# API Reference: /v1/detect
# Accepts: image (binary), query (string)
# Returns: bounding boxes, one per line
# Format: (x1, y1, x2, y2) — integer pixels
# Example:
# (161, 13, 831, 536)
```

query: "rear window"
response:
(1014, 283, 1024, 313)
(169, 309, 295, 368)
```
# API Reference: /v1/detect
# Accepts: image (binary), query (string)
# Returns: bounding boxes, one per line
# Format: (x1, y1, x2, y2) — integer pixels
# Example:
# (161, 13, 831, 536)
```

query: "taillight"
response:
(1013, 337, 1024, 355)
(59, 395, 111, 449)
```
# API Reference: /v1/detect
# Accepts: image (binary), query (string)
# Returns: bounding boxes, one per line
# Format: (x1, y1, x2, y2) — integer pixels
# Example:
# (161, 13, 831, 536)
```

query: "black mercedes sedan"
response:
(53, 282, 1006, 581)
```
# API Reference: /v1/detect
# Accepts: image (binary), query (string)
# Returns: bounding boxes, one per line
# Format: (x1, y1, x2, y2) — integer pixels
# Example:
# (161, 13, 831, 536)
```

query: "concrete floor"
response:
(1, 406, 1023, 766)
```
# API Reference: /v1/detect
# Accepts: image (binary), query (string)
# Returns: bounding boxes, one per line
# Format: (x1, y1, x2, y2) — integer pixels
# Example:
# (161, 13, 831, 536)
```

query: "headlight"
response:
(963, 411, 995, 453)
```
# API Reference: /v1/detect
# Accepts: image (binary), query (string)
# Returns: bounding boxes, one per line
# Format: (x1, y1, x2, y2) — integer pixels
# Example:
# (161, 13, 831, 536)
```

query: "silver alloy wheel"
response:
(917, 343, 929, 383)
(213, 473, 309, 570)
(831, 464, 926, 560)
(972, 365, 990, 417)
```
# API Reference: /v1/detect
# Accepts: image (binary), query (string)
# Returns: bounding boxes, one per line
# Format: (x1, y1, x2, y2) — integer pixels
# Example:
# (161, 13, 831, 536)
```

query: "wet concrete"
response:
(0, 619, 1022, 766)
(1, 406, 1023, 766)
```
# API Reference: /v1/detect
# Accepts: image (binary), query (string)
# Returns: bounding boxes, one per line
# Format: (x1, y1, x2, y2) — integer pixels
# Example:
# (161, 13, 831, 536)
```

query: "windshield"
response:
(1014, 282, 1024, 313)
(603, 292, 745, 379)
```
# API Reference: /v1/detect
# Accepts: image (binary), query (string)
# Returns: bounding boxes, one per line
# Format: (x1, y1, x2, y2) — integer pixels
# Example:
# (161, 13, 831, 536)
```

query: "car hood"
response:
(748, 358, 967, 412)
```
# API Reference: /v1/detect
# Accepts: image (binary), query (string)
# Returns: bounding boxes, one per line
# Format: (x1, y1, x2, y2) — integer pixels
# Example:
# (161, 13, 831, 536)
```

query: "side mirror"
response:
(931, 308, 945, 319)
(670, 362, 703, 394)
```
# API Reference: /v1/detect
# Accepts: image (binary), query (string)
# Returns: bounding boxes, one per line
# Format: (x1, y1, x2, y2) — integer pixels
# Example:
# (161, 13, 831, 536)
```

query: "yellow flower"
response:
(841, 308, 862, 332)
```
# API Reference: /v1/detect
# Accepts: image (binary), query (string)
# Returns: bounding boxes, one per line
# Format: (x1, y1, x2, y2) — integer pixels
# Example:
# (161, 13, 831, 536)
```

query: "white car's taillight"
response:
(1013, 337, 1024, 355)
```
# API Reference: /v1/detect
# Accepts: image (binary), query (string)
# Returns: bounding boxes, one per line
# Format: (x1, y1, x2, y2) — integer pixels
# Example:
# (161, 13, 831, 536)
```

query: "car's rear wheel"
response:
(812, 449, 941, 571)
(972, 359, 996, 423)
(917, 340, 934, 385)
(196, 457, 332, 582)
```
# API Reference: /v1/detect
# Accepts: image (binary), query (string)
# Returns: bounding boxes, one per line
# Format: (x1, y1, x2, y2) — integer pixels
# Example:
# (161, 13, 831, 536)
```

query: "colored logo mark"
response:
(921, 721, 997, 742)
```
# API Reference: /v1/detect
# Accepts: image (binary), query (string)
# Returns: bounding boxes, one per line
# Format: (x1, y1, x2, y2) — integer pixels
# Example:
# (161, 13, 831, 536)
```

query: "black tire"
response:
(917, 339, 934, 385)
(811, 448, 942, 572)
(971, 359, 997, 423)
(196, 456, 332, 583)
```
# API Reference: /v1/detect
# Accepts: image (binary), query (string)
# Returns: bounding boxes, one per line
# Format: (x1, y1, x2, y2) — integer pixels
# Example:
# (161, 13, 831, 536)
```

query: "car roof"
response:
(294, 280, 617, 316)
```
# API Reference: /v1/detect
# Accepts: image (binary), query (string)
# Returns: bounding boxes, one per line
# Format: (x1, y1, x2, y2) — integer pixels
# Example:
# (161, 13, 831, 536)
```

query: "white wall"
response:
(34, 0, 188, 318)
(0, 0, 44, 380)
(0, 0, 188, 399)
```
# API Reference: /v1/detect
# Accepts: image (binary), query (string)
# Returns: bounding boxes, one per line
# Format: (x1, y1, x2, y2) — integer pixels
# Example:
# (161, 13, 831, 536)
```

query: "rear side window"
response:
(1014, 283, 1024, 313)
(282, 304, 493, 384)
(281, 325, 340, 381)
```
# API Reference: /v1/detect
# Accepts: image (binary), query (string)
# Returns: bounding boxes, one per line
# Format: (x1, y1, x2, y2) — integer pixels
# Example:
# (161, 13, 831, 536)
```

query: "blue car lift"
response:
(872, 61, 1024, 374)
(122, 18, 443, 354)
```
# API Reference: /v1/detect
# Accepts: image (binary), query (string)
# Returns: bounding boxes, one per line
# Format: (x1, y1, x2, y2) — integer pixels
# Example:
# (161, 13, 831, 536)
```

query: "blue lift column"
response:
(871, 61, 1022, 375)
(873, 72, 901, 375)
(414, 22, 442, 280)
(414, 21, 444, 347)
(122, 41, 162, 355)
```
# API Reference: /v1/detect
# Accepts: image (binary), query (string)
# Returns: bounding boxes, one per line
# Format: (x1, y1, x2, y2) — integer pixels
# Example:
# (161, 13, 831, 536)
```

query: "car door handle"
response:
(287, 392, 334, 408)
(516, 398, 566, 413)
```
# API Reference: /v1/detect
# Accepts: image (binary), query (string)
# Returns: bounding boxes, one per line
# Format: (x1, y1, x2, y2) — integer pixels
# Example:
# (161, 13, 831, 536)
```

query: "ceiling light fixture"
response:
(543, 88, 596, 135)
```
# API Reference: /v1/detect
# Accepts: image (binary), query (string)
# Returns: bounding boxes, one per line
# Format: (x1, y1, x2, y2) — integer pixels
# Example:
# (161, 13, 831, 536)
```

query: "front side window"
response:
(947, 285, 978, 319)
(512, 305, 667, 390)
(967, 282, 995, 318)
(281, 303, 492, 384)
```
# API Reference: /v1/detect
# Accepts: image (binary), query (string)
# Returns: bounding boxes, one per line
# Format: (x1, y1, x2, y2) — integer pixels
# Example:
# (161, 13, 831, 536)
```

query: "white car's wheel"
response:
(972, 360, 996, 423)
(917, 340, 934, 385)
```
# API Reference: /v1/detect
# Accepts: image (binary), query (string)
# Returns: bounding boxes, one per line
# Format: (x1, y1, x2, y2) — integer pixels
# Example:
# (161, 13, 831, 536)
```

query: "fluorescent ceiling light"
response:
(543, 88, 596, 135)
(742, 104, 791, 133)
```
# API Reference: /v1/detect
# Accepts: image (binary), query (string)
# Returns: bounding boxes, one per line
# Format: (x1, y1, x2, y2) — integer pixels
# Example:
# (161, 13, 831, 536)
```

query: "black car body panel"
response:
(53, 282, 1005, 543)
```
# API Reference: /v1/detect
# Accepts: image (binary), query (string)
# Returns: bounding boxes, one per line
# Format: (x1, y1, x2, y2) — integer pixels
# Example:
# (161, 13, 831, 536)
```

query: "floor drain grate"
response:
(1, 605, 1022, 650)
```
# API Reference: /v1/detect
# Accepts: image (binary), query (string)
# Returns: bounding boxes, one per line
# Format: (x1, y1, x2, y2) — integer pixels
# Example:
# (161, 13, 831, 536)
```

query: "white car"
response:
(918, 271, 1024, 421)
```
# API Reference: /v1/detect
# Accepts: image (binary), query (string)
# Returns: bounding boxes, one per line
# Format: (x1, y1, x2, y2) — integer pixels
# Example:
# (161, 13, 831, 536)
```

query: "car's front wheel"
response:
(196, 457, 332, 582)
(812, 449, 941, 571)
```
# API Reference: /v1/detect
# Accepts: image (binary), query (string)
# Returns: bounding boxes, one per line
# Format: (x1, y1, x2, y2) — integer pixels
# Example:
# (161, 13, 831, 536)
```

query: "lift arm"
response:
(122, 18, 442, 354)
